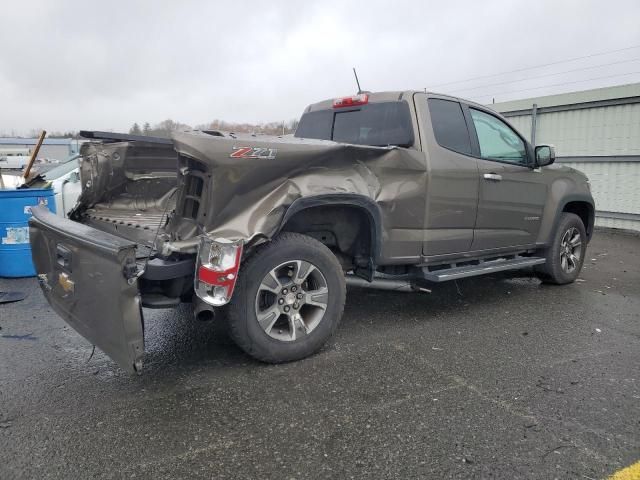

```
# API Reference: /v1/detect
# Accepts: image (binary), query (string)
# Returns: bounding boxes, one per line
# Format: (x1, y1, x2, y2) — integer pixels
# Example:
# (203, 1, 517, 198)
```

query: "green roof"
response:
(489, 82, 640, 113)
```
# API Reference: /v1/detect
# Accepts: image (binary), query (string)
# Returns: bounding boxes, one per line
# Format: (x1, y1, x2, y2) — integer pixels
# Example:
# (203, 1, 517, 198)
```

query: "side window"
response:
(427, 98, 472, 155)
(470, 109, 527, 165)
(295, 110, 333, 140)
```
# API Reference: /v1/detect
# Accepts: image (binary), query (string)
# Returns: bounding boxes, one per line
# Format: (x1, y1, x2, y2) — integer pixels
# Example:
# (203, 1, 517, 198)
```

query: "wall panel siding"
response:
(562, 161, 640, 216)
(535, 104, 640, 156)
(505, 115, 532, 141)
(594, 216, 640, 231)
(491, 87, 640, 232)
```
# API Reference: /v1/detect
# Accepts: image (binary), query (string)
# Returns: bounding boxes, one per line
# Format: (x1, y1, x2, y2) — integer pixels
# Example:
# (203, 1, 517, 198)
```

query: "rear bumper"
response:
(142, 256, 195, 280)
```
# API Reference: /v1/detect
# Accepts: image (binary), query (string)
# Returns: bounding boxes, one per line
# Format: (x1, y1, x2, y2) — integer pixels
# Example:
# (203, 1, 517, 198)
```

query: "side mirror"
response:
(535, 145, 556, 167)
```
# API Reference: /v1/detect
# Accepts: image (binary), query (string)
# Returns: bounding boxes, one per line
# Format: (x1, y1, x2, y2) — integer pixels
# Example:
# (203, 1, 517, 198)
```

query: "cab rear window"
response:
(295, 101, 414, 148)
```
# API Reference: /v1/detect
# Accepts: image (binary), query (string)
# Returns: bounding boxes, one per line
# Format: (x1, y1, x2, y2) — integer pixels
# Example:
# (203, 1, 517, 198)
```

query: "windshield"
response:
(295, 101, 414, 147)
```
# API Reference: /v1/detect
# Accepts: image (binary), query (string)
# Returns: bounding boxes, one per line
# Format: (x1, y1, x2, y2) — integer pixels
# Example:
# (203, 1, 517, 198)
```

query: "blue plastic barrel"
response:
(0, 188, 57, 277)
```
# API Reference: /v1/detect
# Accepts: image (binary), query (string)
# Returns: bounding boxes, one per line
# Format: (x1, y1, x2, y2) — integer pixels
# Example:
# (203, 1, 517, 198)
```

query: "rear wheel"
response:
(227, 233, 346, 363)
(535, 212, 586, 284)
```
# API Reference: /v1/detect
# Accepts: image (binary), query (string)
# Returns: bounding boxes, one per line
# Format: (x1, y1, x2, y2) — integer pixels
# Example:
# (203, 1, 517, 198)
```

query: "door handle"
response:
(483, 173, 502, 181)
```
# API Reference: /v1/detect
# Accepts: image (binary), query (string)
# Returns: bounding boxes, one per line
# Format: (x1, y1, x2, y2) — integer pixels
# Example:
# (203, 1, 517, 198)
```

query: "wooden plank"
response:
(23, 130, 47, 179)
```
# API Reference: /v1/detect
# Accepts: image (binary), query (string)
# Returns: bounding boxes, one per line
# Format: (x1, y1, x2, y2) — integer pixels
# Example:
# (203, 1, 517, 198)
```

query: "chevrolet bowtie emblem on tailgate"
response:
(58, 272, 75, 294)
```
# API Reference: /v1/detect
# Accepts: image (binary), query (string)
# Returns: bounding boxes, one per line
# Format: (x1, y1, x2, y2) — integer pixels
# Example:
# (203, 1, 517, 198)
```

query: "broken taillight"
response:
(333, 93, 369, 108)
(195, 237, 243, 306)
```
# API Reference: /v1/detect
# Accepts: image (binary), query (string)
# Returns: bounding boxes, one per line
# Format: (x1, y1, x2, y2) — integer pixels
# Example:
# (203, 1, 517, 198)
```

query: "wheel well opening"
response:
(563, 201, 593, 237)
(280, 205, 373, 270)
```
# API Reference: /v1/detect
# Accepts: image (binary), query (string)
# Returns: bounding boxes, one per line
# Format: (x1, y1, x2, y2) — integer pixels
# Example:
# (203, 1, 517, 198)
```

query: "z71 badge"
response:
(230, 146, 278, 160)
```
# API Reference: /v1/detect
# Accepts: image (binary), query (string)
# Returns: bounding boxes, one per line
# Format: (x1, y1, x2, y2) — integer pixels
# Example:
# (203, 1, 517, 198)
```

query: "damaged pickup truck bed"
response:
(29, 91, 595, 373)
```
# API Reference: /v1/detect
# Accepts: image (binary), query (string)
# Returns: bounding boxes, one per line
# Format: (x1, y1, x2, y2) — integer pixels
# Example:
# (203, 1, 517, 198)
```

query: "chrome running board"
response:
(422, 256, 545, 283)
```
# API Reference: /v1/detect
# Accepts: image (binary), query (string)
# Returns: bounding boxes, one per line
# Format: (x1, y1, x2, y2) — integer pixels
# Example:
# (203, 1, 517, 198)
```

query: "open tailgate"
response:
(29, 205, 144, 373)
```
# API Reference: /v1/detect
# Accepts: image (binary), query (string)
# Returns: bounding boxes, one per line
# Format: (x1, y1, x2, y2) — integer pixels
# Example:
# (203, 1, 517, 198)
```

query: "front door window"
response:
(470, 109, 527, 165)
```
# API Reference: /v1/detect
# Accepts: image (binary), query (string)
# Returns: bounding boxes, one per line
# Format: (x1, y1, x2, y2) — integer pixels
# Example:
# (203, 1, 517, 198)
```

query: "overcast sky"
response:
(1, 0, 639, 134)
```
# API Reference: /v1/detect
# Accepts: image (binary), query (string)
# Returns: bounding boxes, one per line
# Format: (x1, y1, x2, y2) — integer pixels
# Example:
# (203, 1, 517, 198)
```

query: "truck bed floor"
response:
(83, 208, 167, 231)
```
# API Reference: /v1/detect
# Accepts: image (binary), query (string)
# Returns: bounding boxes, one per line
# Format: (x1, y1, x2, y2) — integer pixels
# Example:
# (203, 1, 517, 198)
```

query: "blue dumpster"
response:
(0, 188, 57, 277)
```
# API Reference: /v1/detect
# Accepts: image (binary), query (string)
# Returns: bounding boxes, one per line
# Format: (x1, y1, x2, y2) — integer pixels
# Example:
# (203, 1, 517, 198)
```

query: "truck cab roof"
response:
(303, 90, 493, 114)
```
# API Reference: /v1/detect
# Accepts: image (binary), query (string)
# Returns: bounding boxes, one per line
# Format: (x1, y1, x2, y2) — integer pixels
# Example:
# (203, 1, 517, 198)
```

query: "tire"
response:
(535, 212, 587, 285)
(227, 232, 346, 363)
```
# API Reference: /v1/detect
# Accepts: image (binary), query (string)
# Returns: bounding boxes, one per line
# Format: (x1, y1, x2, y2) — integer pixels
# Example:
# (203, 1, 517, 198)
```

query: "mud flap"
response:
(28, 206, 144, 374)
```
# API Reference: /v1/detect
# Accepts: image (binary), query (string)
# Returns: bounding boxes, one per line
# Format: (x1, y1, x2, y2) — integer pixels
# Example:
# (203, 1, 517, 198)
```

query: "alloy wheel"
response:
(255, 260, 329, 342)
(559, 227, 582, 273)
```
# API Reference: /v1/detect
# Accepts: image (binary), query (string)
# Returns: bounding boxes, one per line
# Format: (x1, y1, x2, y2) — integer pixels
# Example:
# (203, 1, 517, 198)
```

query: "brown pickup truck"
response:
(29, 91, 595, 373)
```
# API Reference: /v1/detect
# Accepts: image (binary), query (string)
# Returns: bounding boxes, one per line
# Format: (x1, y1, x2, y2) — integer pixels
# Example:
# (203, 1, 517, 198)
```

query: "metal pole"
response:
(530, 103, 538, 146)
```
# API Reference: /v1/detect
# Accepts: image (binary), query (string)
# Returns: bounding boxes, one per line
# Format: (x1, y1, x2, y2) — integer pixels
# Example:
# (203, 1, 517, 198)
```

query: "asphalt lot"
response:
(1, 230, 638, 479)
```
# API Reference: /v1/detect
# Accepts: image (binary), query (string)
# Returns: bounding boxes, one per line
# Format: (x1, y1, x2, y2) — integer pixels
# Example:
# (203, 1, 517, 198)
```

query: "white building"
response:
(0, 137, 80, 162)
(490, 83, 640, 232)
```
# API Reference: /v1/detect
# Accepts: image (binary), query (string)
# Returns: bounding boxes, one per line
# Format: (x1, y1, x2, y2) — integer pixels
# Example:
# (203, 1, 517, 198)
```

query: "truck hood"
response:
(546, 162, 589, 180)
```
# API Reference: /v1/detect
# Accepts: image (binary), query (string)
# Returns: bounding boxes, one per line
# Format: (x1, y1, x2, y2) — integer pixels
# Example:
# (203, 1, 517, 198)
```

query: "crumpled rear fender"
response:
(167, 131, 427, 262)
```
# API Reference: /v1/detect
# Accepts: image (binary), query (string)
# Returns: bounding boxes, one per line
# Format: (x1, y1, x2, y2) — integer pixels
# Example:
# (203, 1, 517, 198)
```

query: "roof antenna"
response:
(353, 67, 363, 94)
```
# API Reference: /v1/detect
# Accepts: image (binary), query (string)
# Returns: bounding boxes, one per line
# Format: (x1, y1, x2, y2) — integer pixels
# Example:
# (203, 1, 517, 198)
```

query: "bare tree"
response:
(129, 123, 142, 135)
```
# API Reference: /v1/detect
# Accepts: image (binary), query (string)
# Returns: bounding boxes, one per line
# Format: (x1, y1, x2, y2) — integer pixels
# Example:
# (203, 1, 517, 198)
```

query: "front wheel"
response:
(227, 233, 346, 363)
(535, 212, 587, 284)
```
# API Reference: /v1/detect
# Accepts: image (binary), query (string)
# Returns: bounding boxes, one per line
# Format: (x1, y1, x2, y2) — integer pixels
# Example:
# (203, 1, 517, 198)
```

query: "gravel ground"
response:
(0, 230, 638, 479)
